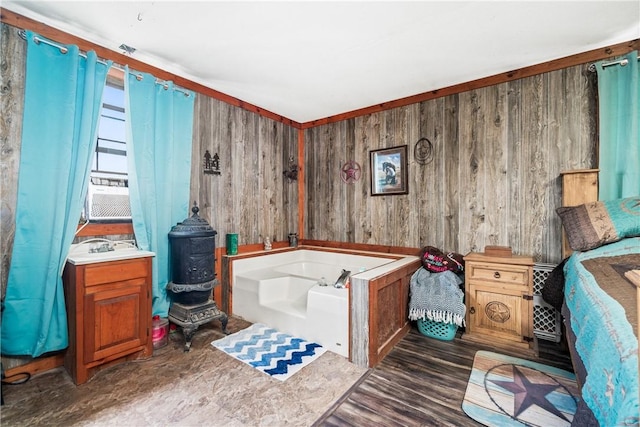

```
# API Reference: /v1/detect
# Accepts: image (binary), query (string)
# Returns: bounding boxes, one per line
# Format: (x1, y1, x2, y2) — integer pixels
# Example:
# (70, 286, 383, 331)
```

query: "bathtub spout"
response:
(334, 269, 351, 288)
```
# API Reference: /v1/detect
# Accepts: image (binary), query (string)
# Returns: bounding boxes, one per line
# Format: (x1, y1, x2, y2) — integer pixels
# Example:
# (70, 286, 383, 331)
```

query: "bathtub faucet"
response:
(334, 269, 351, 288)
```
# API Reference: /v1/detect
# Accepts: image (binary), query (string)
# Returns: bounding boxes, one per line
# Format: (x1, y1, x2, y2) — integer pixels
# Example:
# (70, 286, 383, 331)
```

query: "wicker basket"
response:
(417, 319, 458, 341)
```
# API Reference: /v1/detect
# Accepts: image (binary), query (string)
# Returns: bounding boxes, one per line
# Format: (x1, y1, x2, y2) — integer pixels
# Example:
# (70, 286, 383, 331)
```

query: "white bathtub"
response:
(232, 249, 397, 357)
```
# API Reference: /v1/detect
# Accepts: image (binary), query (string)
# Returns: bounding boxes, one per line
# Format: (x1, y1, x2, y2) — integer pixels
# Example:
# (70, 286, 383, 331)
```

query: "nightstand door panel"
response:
(469, 285, 525, 341)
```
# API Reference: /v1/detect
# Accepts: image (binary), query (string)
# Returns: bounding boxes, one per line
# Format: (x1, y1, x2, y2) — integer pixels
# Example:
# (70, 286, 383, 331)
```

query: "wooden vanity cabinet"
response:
(63, 256, 153, 385)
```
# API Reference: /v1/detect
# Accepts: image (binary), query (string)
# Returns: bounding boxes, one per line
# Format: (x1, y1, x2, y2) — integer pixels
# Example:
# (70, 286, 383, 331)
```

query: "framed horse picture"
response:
(370, 145, 408, 196)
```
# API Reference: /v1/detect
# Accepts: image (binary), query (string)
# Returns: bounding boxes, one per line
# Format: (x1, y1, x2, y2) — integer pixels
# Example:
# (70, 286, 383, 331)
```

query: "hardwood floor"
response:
(2, 320, 572, 426)
(316, 326, 573, 427)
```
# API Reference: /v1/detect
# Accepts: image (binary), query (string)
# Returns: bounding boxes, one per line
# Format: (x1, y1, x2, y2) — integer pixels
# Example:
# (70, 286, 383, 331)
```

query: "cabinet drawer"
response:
(467, 263, 529, 286)
(84, 258, 150, 287)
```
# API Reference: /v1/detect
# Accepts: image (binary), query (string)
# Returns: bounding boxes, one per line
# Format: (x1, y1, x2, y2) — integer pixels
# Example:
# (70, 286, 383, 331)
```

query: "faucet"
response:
(89, 242, 114, 253)
(334, 269, 351, 288)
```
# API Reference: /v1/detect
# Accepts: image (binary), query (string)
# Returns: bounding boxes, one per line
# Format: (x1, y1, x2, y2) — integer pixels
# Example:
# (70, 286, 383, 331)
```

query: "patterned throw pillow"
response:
(556, 196, 640, 251)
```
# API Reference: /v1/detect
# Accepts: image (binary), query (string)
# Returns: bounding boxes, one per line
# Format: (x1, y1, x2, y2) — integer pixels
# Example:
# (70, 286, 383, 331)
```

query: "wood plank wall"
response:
(0, 23, 298, 370)
(0, 20, 601, 298)
(0, 24, 25, 302)
(0, 20, 618, 373)
(190, 95, 299, 247)
(304, 65, 597, 263)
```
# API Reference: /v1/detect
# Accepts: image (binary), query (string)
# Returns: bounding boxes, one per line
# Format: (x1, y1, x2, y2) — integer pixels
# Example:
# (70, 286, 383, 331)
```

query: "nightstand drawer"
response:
(467, 263, 529, 286)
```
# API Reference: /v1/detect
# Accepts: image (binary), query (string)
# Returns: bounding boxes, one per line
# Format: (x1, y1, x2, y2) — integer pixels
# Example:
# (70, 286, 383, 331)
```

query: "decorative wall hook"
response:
(283, 157, 298, 181)
(204, 150, 221, 175)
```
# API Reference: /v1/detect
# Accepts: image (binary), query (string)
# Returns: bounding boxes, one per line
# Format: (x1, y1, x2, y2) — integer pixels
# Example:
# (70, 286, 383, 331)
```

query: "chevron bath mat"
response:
(211, 323, 326, 381)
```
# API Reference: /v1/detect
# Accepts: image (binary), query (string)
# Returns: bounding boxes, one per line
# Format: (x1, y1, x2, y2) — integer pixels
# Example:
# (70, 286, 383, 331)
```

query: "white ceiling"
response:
(3, 1, 639, 124)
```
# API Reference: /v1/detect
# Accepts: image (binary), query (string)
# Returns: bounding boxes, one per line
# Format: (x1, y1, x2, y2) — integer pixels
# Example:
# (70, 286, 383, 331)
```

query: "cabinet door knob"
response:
(469, 307, 475, 314)
(493, 271, 501, 279)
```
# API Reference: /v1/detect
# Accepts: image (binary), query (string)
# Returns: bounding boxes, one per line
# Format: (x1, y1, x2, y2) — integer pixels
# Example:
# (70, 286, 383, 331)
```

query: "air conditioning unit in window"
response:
(85, 183, 132, 221)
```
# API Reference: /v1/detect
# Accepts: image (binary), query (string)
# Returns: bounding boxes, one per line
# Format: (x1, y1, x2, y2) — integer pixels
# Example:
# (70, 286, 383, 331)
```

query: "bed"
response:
(555, 196, 640, 426)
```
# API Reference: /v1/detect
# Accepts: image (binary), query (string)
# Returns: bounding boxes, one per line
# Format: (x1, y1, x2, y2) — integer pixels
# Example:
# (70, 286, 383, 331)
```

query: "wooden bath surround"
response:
(221, 241, 421, 368)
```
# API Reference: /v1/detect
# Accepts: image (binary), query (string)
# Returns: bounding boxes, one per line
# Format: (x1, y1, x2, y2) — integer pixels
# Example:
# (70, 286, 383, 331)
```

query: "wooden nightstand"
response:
(463, 252, 536, 353)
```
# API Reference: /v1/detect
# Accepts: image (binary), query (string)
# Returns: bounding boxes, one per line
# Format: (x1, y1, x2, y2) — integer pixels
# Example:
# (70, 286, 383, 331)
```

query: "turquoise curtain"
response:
(125, 68, 195, 316)
(596, 51, 640, 200)
(1, 32, 111, 356)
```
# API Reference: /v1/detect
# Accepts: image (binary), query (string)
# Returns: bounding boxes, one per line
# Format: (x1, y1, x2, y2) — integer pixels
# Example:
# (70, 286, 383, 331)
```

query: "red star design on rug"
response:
(490, 365, 570, 422)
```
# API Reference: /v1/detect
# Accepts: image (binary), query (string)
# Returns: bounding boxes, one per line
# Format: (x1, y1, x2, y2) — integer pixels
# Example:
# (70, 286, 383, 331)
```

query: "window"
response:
(84, 78, 132, 222)
(93, 80, 127, 183)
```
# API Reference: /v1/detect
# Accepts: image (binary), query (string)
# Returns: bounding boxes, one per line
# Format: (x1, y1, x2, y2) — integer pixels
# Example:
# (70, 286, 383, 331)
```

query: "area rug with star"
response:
(462, 350, 580, 427)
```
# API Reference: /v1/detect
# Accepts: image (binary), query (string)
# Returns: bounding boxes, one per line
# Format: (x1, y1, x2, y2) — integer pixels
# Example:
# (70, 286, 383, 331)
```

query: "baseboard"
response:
(3, 354, 64, 380)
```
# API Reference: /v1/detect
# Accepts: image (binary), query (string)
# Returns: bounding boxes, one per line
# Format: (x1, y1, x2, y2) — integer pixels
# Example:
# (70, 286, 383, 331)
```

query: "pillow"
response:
(541, 258, 568, 311)
(556, 196, 640, 251)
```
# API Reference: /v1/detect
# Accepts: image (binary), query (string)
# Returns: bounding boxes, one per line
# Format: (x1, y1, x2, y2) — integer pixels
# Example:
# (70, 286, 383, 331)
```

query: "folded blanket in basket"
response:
(408, 268, 466, 327)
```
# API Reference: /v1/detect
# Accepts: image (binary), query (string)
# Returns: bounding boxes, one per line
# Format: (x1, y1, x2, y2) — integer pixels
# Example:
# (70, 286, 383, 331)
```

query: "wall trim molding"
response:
(301, 39, 640, 128)
(3, 353, 64, 379)
(75, 223, 134, 237)
(2, 8, 638, 129)
(0, 8, 301, 129)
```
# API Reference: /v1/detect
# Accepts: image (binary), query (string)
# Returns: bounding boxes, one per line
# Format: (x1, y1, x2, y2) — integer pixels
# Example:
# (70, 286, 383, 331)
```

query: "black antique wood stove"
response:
(167, 202, 228, 351)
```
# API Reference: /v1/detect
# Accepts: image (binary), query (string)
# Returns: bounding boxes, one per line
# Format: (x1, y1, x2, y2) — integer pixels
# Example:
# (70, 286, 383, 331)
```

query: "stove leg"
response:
(220, 313, 229, 335)
(182, 326, 198, 352)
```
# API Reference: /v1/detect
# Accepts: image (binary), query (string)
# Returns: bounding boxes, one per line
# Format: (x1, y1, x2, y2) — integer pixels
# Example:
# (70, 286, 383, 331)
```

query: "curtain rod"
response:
(17, 30, 191, 97)
(111, 64, 192, 97)
(588, 56, 640, 73)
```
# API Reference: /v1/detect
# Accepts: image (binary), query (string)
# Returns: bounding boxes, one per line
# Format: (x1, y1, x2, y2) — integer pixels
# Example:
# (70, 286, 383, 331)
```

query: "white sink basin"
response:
(66, 242, 155, 265)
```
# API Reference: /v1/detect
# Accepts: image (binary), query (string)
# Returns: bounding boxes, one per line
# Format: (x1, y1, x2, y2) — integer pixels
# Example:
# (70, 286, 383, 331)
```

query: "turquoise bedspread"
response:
(564, 237, 639, 426)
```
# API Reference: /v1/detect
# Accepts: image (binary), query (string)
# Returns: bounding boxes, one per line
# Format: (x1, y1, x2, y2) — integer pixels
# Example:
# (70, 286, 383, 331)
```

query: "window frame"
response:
(78, 69, 133, 233)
